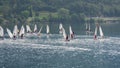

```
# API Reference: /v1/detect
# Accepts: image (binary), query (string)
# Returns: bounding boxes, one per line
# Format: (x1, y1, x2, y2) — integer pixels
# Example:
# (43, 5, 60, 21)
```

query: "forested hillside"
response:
(0, 0, 120, 25)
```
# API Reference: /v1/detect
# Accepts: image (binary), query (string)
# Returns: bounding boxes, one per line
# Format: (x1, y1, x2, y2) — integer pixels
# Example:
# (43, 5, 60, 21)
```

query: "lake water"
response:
(0, 22, 120, 68)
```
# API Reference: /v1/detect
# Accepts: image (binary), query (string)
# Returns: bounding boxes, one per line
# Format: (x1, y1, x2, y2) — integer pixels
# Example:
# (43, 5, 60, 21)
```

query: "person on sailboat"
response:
(94, 34, 97, 40)
(13, 33, 16, 40)
(65, 35, 70, 41)
(21, 34, 24, 39)
(70, 32, 74, 39)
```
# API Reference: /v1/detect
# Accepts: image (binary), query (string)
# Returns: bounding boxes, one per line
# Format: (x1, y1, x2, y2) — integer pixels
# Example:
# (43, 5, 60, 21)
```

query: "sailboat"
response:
(34, 24, 37, 32)
(19, 25, 25, 38)
(6, 28, 13, 38)
(99, 26, 104, 38)
(13, 25, 18, 38)
(62, 27, 69, 41)
(26, 25, 32, 33)
(62, 27, 67, 39)
(37, 26, 43, 36)
(69, 25, 74, 39)
(94, 24, 104, 39)
(0, 26, 4, 39)
(46, 25, 50, 34)
(59, 23, 63, 34)
(86, 23, 88, 31)
(94, 26, 98, 39)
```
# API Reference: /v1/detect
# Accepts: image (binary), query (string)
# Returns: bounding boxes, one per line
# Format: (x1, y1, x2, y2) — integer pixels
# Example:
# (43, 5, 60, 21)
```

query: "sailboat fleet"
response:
(0, 23, 104, 41)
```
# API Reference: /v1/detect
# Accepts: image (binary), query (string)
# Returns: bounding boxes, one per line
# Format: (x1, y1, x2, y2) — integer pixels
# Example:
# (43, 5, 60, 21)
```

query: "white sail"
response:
(69, 25, 74, 39)
(99, 26, 104, 37)
(86, 23, 88, 30)
(46, 25, 50, 34)
(94, 26, 97, 36)
(34, 24, 37, 32)
(19, 25, 25, 36)
(69, 26, 73, 35)
(62, 28, 67, 39)
(6, 28, 13, 38)
(59, 23, 63, 30)
(88, 23, 91, 31)
(26, 25, 32, 33)
(38, 26, 43, 34)
(13, 25, 18, 36)
(59, 23, 63, 34)
(0, 26, 4, 37)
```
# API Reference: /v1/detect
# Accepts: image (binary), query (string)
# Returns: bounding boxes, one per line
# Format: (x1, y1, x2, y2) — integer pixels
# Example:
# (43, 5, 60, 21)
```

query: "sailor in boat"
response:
(13, 33, 16, 40)
(21, 34, 24, 39)
(70, 31, 75, 39)
(65, 35, 70, 41)
(17, 29, 20, 34)
(94, 34, 97, 40)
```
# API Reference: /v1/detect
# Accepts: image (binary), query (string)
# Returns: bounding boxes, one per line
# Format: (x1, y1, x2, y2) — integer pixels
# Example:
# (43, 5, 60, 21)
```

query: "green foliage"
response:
(0, 0, 120, 24)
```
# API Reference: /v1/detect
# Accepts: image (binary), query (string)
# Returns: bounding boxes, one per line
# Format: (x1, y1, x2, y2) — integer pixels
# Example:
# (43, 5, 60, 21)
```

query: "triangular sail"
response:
(94, 26, 97, 36)
(6, 28, 13, 38)
(38, 26, 43, 34)
(88, 23, 91, 31)
(99, 26, 104, 37)
(26, 25, 32, 33)
(13, 25, 18, 36)
(0, 26, 4, 37)
(69, 26, 73, 35)
(86, 23, 88, 30)
(19, 25, 25, 36)
(59, 23, 63, 34)
(46, 25, 50, 34)
(34, 24, 37, 32)
(62, 28, 67, 39)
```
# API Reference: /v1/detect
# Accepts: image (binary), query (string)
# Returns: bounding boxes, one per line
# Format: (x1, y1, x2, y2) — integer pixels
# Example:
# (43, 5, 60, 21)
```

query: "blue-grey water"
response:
(0, 22, 120, 68)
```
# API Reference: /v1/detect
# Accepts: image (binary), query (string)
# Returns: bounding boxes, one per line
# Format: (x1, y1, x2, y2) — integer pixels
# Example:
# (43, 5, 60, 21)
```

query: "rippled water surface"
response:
(0, 22, 120, 68)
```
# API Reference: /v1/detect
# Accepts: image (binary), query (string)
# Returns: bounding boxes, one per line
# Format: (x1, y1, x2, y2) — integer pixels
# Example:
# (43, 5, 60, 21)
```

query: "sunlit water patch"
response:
(0, 34, 120, 68)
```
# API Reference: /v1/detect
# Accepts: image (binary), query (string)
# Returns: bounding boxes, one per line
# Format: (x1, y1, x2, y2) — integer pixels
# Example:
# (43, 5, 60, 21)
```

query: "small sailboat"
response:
(34, 24, 37, 32)
(88, 23, 91, 31)
(85, 23, 88, 31)
(62, 28, 67, 39)
(19, 25, 25, 39)
(62, 27, 69, 41)
(69, 25, 74, 39)
(86, 23, 93, 34)
(26, 25, 32, 33)
(94, 26, 98, 39)
(99, 26, 104, 38)
(59, 23, 63, 34)
(46, 25, 50, 34)
(38, 26, 43, 36)
(0, 26, 4, 39)
(13, 25, 18, 38)
(6, 28, 13, 39)
(94, 24, 104, 39)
